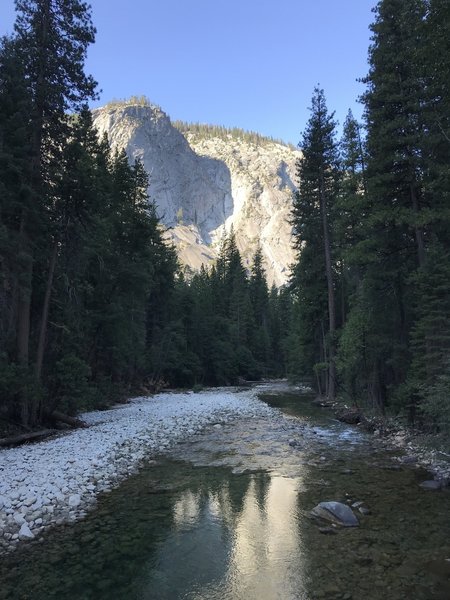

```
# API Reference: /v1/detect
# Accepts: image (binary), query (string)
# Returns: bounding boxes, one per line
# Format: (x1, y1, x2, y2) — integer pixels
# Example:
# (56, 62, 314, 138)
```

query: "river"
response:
(1, 384, 449, 599)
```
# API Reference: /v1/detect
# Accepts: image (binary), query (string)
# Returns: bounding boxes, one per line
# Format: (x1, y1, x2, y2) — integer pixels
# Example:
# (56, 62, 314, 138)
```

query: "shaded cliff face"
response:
(92, 103, 300, 286)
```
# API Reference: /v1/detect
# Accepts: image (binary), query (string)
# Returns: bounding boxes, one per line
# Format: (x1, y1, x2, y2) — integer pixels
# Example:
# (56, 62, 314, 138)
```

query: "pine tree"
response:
(7, 0, 98, 425)
(249, 246, 270, 374)
(291, 87, 340, 399)
(340, 0, 429, 413)
(0, 37, 35, 422)
(362, 0, 428, 267)
(421, 0, 450, 249)
(0, 38, 33, 357)
(337, 110, 367, 253)
(334, 110, 367, 328)
(403, 0, 450, 428)
(333, 111, 371, 404)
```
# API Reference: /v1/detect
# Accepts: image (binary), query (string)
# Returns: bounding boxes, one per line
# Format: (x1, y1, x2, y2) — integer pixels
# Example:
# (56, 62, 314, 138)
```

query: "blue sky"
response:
(0, 0, 376, 144)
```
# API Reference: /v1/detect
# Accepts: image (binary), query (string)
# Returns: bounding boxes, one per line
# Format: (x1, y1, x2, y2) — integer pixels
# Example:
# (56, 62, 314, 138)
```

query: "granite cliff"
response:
(92, 102, 300, 286)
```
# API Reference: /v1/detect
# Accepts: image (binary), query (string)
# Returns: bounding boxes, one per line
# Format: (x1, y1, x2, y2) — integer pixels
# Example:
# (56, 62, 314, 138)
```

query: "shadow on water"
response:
(1, 388, 450, 600)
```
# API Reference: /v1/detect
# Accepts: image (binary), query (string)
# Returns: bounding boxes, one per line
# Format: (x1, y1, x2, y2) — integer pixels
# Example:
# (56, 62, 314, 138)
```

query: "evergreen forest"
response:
(1, 0, 449, 438)
(288, 0, 450, 434)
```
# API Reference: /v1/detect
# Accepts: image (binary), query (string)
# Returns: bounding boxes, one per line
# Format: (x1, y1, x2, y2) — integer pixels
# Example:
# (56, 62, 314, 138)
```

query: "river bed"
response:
(1, 384, 449, 599)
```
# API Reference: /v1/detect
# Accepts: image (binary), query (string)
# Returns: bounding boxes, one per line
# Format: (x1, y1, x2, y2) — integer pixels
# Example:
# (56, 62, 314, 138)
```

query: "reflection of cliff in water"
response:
(227, 476, 305, 600)
(139, 472, 307, 600)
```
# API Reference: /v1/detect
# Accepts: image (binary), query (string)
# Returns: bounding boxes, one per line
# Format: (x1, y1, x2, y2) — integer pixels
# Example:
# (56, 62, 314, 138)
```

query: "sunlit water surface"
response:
(1, 385, 450, 600)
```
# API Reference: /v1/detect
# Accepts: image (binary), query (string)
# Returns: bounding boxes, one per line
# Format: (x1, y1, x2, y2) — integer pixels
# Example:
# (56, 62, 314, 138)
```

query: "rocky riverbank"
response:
(377, 428, 450, 484)
(335, 404, 450, 484)
(0, 388, 276, 556)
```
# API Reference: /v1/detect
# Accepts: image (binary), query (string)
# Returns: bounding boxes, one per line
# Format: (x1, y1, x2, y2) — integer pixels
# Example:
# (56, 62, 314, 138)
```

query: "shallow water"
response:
(1, 385, 450, 600)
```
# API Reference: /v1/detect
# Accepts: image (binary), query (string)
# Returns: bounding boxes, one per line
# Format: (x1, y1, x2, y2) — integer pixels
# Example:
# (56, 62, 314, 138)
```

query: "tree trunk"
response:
(319, 174, 336, 401)
(31, 238, 58, 424)
(16, 0, 51, 427)
(35, 239, 58, 382)
(410, 184, 426, 267)
(17, 220, 32, 368)
(320, 319, 329, 398)
(6, 273, 19, 345)
(357, 124, 368, 197)
(16, 216, 33, 427)
(368, 359, 385, 414)
(315, 370, 322, 397)
(0, 429, 56, 448)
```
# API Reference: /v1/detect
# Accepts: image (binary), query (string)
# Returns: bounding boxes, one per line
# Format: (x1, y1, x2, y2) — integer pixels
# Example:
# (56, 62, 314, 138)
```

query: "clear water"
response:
(1, 385, 450, 600)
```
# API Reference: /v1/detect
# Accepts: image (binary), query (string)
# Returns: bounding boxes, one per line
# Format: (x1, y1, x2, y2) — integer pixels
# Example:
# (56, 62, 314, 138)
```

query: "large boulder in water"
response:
(311, 501, 359, 527)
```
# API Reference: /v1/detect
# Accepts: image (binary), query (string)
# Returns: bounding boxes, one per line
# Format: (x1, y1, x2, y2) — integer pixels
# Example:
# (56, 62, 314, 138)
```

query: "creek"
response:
(1, 384, 449, 599)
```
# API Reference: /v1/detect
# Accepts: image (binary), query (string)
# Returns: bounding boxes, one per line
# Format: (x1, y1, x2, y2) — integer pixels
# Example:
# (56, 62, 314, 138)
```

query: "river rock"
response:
(13, 513, 25, 526)
(68, 494, 81, 507)
(419, 480, 442, 490)
(311, 501, 359, 527)
(18, 523, 34, 540)
(401, 455, 417, 464)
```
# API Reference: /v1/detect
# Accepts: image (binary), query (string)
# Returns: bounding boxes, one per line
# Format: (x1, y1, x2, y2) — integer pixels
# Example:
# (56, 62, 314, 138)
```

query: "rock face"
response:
(92, 102, 300, 286)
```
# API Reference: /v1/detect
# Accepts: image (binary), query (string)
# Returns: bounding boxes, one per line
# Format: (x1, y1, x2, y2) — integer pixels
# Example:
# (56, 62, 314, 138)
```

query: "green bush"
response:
(421, 363, 450, 436)
(53, 354, 93, 415)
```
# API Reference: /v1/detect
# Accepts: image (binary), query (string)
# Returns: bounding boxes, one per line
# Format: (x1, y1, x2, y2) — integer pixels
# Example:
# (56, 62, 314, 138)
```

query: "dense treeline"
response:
(0, 1, 289, 431)
(150, 235, 291, 388)
(105, 96, 155, 109)
(289, 0, 450, 432)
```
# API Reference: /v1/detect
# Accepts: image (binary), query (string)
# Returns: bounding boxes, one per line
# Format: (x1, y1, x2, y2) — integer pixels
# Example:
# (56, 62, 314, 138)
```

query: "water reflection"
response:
(141, 474, 307, 600)
(173, 490, 201, 527)
(226, 476, 306, 600)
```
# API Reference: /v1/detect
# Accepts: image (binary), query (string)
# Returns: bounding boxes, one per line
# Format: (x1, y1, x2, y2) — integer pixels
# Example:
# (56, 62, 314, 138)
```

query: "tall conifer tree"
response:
(8, 0, 97, 424)
(291, 87, 340, 399)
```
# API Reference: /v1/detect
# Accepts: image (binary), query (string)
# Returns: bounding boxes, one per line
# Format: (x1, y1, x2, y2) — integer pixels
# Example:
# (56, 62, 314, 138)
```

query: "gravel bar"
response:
(0, 388, 276, 555)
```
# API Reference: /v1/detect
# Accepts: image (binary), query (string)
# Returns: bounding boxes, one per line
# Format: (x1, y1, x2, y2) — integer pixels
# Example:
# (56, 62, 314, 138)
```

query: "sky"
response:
(0, 0, 376, 144)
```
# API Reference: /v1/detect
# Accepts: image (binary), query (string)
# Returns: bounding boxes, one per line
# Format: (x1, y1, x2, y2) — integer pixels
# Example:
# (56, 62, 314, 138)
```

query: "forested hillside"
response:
(288, 0, 450, 433)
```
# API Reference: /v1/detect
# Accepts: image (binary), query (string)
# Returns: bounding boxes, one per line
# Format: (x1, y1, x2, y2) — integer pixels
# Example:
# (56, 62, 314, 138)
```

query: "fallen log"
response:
(47, 410, 88, 429)
(0, 429, 57, 448)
